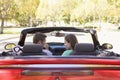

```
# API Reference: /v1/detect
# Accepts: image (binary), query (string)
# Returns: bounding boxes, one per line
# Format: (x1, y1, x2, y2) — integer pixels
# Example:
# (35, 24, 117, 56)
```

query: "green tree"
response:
(36, 0, 78, 24)
(15, 0, 39, 27)
(0, 0, 17, 34)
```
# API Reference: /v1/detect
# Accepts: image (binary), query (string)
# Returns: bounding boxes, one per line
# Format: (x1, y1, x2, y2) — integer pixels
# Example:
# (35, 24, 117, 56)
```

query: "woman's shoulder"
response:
(64, 50, 73, 52)
(62, 50, 73, 56)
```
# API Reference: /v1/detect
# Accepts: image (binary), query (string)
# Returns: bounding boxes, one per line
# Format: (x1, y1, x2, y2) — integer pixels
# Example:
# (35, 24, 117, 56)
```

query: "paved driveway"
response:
(98, 31, 120, 54)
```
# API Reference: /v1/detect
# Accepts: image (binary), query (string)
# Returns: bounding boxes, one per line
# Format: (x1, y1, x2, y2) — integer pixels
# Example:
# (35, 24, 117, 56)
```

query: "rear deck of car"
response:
(0, 56, 120, 80)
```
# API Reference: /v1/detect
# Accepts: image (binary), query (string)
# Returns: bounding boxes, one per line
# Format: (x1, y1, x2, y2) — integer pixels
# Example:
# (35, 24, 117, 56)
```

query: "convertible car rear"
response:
(0, 56, 120, 80)
(0, 27, 120, 80)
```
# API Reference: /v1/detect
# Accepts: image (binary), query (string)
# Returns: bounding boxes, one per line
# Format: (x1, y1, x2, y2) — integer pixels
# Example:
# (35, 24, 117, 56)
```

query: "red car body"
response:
(0, 57, 120, 80)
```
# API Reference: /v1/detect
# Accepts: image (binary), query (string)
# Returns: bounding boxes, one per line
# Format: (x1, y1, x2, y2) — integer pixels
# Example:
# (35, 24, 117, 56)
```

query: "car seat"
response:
(21, 44, 47, 56)
(71, 43, 97, 55)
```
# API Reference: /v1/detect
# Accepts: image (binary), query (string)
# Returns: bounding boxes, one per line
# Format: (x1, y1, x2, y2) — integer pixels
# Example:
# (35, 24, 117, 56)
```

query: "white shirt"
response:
(42, 49, 52, 56)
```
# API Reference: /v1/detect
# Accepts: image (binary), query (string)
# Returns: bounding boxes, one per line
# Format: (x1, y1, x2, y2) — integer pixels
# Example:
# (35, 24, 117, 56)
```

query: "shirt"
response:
(62, 50, 73, 56)
(43, 49, 52, 56)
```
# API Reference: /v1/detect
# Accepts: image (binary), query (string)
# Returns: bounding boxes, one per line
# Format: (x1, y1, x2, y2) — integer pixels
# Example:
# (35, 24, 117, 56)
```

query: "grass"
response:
(3, 28, 25, 34)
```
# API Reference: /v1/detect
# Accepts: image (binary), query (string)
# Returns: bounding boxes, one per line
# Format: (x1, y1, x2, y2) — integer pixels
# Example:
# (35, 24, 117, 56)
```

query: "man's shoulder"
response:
(43, 49, 52, 56)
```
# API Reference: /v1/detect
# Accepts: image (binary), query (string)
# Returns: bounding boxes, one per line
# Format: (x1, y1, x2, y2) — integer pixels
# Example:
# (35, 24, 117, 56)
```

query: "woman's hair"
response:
(33, 32, 46, 44)
(65, 34, 78, 50)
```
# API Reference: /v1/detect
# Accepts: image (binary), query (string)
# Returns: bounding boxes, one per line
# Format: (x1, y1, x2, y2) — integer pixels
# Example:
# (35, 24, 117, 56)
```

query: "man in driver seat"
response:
(33, 32, 52, 56)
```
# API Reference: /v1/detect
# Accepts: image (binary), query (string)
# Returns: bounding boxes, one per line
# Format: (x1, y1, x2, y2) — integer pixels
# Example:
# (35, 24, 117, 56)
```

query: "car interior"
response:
(21, 42, 98, 56)
(47, 42, 66, 55)
(20, 29, 95, 56)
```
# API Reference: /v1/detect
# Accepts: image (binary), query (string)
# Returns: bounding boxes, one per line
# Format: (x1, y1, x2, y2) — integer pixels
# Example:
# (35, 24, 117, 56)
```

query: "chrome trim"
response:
(0, 64, 120, 70)
(22, 70, 94, 76)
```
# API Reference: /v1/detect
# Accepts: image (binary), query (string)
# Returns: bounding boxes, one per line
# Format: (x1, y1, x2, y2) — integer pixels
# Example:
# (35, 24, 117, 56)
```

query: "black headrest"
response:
(71, 43, 97, 55)
(21, 44, 44, 56)
(74, 43, 94, 52)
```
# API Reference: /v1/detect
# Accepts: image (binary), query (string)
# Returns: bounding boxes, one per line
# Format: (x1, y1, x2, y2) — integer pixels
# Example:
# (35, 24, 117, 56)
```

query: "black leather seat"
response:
(71, 43, 97, 55)
(21, 44, 47, 56)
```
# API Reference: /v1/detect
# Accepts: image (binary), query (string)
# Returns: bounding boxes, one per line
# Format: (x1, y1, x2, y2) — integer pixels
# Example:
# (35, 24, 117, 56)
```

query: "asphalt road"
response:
(97, 31, 120, 54)
(0, 34, 20, 52)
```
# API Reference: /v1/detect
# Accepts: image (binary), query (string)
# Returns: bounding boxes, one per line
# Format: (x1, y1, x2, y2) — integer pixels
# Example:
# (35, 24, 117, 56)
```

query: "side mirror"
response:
(5, 43, 16, 50)
(102, 43, 113, 50)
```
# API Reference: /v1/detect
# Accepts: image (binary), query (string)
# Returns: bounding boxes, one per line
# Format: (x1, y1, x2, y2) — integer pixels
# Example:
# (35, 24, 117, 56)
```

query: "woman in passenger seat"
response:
(33, 32, 52, 56)
(62, 34, 78, 56)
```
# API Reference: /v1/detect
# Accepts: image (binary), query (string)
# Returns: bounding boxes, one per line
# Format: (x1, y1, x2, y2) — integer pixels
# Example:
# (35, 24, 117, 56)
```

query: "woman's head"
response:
(33, 32, 46, 45)
(64, 34, 78, 50)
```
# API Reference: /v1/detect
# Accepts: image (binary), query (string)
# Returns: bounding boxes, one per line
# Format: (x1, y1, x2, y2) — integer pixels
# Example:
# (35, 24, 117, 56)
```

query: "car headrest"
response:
(74, 43, 94, 52)
(21, 44, 43, 56)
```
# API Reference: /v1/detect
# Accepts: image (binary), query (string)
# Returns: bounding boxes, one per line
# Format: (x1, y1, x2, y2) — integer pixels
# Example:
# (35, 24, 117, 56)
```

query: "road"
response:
(0, 34, 20, 52)
(97, 31, 120, 54)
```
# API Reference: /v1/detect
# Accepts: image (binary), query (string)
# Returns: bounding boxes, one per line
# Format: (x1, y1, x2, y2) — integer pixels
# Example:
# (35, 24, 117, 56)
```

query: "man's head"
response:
(33, 32, 47, 45)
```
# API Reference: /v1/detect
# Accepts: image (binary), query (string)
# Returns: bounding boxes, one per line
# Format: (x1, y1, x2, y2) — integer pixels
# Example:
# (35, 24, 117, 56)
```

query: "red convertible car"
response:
(0, 27, 120, 80)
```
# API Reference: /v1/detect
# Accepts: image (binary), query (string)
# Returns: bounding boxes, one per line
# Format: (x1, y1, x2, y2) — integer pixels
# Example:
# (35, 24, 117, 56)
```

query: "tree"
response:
(36, 0, 78, 24)
(15, 0, 39, 27)
(0, 0, 17, 34)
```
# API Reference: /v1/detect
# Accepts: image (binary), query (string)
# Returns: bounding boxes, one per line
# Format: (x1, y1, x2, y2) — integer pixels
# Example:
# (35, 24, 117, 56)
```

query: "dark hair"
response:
(65, 34, 78, 50)
(33, 32, 46, 44)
